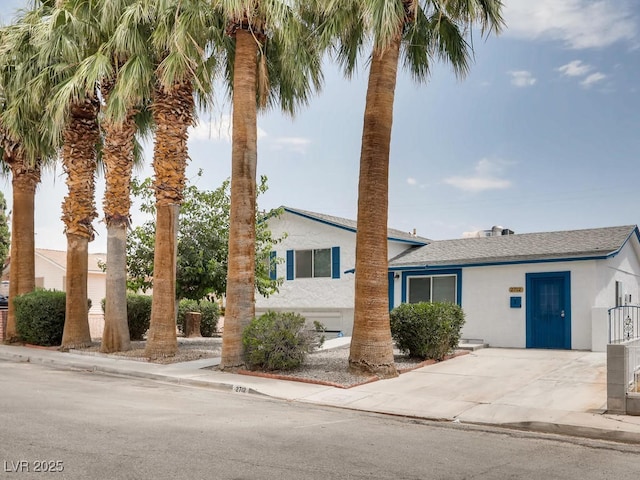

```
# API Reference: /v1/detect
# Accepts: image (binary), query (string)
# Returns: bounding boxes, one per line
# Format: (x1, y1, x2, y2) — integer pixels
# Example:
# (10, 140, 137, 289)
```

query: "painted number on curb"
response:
(232, 385, 249, 394)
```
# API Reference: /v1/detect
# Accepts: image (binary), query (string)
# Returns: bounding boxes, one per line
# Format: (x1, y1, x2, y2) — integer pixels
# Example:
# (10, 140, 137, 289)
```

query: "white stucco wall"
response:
(34, 255, 65, 291)
(461, 261, 598, 350)
(87, 272, 106, 315)
(592, 240, 640, 350)
(392, 260, 607, 350)
(595, 240, 640, 307)
(255, 211, 418, 334)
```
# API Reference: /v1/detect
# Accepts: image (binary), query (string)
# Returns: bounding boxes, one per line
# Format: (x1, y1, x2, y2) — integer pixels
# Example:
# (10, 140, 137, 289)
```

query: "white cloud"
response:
(504, 0, 638, 49)
(269, 137, 311, 154)
(508, 70, 537, 87)
(580, 72, 607, 88)
(444, 159, 513, 193)
(189, 116, 267, 142)
(406, 177, 418, 186)
(189, 118, 231, 141)
(556, 60, 607, 89)
(557, 60, 592, 77)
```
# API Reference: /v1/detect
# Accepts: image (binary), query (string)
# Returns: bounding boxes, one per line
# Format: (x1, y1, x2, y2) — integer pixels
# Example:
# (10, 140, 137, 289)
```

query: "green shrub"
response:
(242, 311, 325, 371)
(176, 299, 219, 337)
(102, 294, 152, 341)
(14, 290, 66, 346)
(198, 301, 219, 337)
(390, 302, 465, 361)
(126, 294, 152, 340)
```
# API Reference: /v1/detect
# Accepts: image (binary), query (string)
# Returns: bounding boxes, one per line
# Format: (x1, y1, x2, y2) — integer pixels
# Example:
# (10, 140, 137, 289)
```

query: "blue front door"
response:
(526, 272, 571, 349)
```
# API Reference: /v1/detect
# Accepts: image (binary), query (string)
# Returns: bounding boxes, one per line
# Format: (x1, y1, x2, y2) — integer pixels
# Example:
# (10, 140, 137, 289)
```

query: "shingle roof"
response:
(389, 225, 638, 268)
(283, 207, 430, 245)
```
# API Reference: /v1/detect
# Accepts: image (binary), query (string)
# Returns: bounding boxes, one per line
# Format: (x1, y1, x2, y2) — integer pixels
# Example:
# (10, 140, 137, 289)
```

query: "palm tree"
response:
(218, 0, 322, 369)
(0, 4, 57, 343)
(49, 0, 145, 353)
(313, 0, 503, 377)
(99, 0, 219, 358)
(34, 2, 104, 349)
(98, 86, 138, 353)
(0, 139, 41, 343)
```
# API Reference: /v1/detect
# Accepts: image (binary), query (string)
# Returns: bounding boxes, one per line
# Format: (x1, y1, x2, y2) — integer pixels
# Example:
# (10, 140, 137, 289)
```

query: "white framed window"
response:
(408, 275, 457, 304)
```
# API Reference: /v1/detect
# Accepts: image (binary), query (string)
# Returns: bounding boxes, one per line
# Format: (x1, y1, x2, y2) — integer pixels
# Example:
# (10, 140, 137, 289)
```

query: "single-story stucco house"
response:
(255, 206, 429, 334)
(258, 206, 640, 352)
(391, 224, 640, 352)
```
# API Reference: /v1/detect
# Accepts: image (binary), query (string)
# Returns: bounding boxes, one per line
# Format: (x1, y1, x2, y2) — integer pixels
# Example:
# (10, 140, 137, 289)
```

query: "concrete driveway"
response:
(299, 348, 611, 432)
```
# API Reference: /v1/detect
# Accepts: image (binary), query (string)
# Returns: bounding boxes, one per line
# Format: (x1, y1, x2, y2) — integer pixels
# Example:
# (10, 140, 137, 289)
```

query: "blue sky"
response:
(1, 0, 639, 252)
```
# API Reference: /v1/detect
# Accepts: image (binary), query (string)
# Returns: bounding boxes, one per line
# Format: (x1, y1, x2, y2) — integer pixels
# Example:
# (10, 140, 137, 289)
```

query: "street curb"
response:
(298, 400, 640, 446)
(491, 420, 640, 445)
(0, 351, 261, 395)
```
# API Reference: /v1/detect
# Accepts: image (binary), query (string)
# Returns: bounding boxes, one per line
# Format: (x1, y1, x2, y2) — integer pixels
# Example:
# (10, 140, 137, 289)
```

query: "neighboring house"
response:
(2, 249, 107, 339)
(389, 225, 640, 352)
(255, 207, 429, 335)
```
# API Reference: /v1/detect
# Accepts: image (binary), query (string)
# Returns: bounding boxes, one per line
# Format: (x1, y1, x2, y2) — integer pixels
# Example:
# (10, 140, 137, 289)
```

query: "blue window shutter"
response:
(269, 251, 277, 280)
(331, 246, 340, 279)
(286, 250, 294, 280)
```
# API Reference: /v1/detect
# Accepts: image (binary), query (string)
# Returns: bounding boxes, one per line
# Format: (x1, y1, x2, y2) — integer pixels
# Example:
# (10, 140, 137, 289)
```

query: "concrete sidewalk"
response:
(1, 339, 639, 444)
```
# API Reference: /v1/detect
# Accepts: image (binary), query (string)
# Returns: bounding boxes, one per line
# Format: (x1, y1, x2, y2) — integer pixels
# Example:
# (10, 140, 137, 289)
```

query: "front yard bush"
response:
(102, 294, 152, 341)
(176, 299, 219, 337)
(390, 302, 465, 361)
(126, 294, 152, 340)
(14, 290, 66, 346)
(198, 301, 219, 337)
(242, 311, 325, 371)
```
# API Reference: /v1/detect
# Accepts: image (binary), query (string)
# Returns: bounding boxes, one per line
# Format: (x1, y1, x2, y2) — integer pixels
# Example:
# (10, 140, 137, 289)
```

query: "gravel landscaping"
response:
(74, 337, 222, 364)
(75, 337, 464, 387)
(237, 345, 440, 388)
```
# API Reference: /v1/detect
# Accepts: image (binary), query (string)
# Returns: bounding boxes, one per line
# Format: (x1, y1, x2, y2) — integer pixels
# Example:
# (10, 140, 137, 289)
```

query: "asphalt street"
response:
(1, 360, 640, 480)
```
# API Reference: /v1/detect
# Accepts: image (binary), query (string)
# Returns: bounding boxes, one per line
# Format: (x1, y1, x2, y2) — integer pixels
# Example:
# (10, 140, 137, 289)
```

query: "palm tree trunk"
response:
(100, 105, 136, 353)
(144, 81, 193, 359)
(145, 203, 179, 358)
(348, 35, 402, 378)
(101, 223, 130, 352)
(61, 233, 92, 347)
(4, 159, 39, 342)
(220, 28, 258, 369)
(60, 96, 100, 349)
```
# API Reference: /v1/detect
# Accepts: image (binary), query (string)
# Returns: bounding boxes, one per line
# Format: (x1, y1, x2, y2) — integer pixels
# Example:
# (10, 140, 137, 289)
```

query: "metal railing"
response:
(608, 305, 640, 343)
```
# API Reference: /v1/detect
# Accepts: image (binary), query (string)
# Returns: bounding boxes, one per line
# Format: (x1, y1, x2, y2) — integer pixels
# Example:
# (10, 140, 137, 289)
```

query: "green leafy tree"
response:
(0, 191, 10, 269)
(126, 172, 283, 301)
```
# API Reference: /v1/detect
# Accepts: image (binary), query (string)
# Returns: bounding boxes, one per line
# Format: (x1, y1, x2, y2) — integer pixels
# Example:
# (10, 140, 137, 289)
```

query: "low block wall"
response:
(0, 309, 6, 341)
(607, 339, 640, 415)
(628, 394, 640, 416)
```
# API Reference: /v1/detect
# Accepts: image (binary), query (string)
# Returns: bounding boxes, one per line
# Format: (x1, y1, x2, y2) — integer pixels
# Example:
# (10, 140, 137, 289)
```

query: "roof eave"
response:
(389, 253, 616, 270)
(284, 207, 428, 245)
